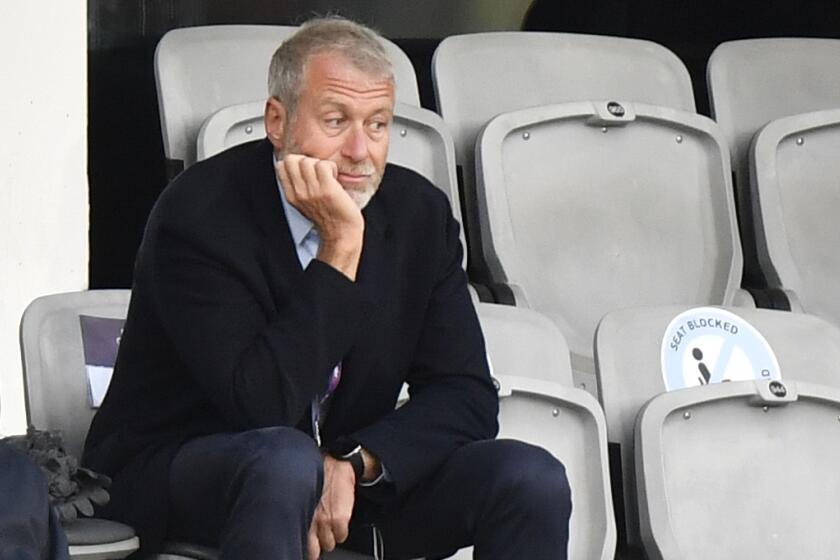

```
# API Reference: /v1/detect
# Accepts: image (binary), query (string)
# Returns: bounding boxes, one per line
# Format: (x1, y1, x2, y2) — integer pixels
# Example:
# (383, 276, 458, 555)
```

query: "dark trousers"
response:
(169, 427, 571, 559)
(0, 443, 70, 560)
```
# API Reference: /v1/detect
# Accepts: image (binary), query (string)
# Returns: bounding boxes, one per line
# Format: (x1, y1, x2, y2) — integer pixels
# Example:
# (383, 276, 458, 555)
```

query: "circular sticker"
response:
(660, 307, 781, 391)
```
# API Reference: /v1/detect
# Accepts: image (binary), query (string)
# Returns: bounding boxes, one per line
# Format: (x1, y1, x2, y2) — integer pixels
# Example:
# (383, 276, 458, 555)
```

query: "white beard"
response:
(346, 185, 377, 209)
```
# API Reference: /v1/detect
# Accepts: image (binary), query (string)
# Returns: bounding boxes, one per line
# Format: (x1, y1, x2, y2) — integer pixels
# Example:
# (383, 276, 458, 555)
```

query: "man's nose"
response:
(341, 126, 369, 162)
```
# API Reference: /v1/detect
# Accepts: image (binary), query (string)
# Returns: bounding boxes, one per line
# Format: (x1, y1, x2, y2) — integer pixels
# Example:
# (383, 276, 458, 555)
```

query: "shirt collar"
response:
(273, 153, 315, 246)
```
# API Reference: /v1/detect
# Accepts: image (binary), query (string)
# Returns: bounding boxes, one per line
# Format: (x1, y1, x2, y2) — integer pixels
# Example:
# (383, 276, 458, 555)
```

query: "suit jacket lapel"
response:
(345, 185, 389, 370)
(248, 141, 306, 286)
(357, 188, 389, 303)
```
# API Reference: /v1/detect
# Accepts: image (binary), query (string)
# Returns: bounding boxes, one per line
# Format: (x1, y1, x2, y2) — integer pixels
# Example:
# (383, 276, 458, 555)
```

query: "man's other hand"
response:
(308, 454, 356, 560)
(277, 154, 364, 280)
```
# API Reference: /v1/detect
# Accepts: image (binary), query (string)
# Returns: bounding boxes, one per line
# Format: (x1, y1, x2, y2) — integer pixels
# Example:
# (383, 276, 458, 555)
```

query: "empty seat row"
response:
(707, 38, 840, 317)
(432, 33, 840, 394)
(596, 304, 840, 558)
(431, 31, 697, 302)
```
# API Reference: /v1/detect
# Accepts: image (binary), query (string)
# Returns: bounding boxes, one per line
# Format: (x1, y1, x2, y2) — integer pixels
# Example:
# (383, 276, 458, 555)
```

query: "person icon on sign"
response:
(692, 347, 712, 385)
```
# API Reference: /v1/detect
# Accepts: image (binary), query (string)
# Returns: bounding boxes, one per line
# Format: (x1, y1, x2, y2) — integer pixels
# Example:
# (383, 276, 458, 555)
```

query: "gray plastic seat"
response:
(707, 38, 840, 291)
(155, 24, 420, 173)
(750, 108, 840, 323)
(476, 101, 747, 394)
(594, 304, 840, 554)
(20, 290, 138, 559)
(21, 290, 131, 461)
(433, 31, 695, 192)
(708, 38, 840, 188)
(469, 302, 615, 560)
(636, 378, 840, 560)
(196, 100, 465, 267)
(432, 31, 695, 289)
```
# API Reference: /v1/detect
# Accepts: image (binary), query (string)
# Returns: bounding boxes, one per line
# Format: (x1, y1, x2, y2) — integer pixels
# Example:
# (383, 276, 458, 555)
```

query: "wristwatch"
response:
(326, 437, 365, 482)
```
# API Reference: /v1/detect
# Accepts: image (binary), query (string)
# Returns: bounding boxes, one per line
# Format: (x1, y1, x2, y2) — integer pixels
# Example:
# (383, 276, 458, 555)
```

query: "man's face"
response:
(274, 51, 395, 209)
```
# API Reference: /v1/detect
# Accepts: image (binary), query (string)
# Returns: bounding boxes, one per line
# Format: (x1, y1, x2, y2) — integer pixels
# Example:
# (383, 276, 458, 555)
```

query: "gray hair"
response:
(267, 17, 394, 116)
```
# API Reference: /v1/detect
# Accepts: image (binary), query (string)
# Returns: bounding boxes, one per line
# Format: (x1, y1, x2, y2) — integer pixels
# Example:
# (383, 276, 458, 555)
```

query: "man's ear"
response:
(264, 97, 287, 152)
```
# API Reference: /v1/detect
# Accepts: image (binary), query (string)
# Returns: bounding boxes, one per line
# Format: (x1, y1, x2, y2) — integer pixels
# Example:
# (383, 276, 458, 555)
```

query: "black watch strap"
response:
(327, 440, 365, 482)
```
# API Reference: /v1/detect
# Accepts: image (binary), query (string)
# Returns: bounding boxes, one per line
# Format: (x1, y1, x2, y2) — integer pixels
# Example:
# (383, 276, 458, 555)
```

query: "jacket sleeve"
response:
(350, 207, 500, 496)
(143, 198, 372, 431)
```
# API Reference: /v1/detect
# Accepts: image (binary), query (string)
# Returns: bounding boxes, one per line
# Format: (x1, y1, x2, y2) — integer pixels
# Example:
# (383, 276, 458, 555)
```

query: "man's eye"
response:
(370, 121, 388, 132)
(325, 118, 345, 127)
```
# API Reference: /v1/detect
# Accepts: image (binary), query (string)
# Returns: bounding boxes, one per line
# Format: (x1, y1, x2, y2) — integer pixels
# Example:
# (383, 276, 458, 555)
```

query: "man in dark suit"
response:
(84, 17, 571, 559)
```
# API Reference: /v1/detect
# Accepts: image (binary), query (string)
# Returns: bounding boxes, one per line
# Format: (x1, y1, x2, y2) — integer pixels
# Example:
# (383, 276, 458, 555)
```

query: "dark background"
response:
(88, 0, 840, 288)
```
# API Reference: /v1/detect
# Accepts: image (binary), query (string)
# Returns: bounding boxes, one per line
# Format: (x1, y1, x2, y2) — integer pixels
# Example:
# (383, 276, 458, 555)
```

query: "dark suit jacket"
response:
(83, 139, 499, 550)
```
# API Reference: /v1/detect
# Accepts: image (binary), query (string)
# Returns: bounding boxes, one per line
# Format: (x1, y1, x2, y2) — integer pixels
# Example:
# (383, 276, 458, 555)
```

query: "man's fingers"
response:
(275, 161, 294, 203)
(307, 524, 321, 560)
(281, 155, 338, 206)
(282, 155, 307, 200)
(316, 514, 337, 553)
(277, 156, 304, 205)
(315, 159, 339, 184)
(331, 513, 350, 544)
(320, 455, 356, 546)
(298, 156, 320, 199)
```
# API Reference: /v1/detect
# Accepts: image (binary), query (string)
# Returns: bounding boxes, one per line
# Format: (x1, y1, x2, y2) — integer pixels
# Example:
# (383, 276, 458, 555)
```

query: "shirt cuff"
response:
(359, 462, 391, 487)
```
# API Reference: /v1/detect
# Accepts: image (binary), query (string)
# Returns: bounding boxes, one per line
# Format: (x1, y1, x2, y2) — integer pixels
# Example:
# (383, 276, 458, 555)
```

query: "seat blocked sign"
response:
(661, 307, 781, 391)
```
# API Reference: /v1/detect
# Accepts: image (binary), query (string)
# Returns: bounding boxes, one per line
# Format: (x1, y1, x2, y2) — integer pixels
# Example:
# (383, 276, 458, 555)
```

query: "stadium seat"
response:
(594, 304, 840, 556)
(459, 302, 616, 560)
(637, 378, 840, 559)
(432, 31, 695, 291)
(20, 290, 139, 559)
(196, 100, 466, 266)
(475, 100, 748, 395)
(155, 24, 420, 175)
(750, 108, 840, 324)
(707, 38, 840, 292)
